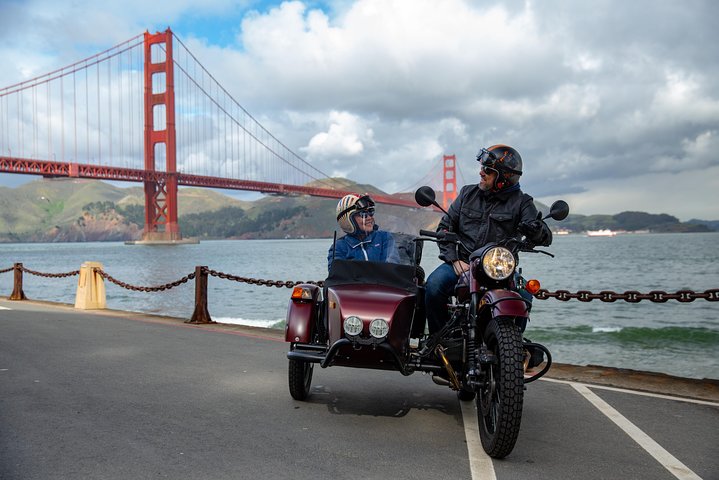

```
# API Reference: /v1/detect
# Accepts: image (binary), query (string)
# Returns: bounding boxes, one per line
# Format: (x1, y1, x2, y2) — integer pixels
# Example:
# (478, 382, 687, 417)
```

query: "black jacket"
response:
(437, 184, 552, 263)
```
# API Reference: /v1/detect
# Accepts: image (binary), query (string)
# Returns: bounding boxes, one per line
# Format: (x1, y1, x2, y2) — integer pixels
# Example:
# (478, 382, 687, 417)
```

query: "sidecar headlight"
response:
(343, 316, 363, 336)
(369, 318, 389, 339)
(482, 247, 516, 280)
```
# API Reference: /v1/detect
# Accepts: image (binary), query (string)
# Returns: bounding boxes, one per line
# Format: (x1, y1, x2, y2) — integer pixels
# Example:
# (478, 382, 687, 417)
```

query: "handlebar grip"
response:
(419, 229, 439, 238)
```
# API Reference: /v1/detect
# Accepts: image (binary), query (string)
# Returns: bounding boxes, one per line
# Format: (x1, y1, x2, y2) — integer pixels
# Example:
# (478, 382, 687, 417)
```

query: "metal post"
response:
(10, 263, 27, 300)
(187, 266, 212, 324)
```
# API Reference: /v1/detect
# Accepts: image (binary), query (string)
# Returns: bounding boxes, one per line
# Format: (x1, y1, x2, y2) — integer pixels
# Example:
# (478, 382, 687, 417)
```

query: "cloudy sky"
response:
(1, 0, 718, 220)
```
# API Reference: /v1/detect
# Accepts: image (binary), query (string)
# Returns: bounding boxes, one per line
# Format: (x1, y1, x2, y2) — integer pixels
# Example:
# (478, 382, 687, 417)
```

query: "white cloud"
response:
(302, 110, 373, 160)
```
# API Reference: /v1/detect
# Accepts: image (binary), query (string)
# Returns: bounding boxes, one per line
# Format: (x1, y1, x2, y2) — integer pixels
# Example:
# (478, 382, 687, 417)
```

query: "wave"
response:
(528, 325, 719, 348)
(213, 317, 285, 329)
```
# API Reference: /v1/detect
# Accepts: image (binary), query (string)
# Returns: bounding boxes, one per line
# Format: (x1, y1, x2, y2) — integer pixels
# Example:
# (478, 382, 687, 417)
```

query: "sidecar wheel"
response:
(477, 317, 524, 458)
(288, 359, 314, 400)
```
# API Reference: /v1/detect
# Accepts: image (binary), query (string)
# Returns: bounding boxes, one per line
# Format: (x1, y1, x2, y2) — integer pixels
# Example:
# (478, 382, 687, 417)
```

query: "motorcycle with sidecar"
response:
(284, 186, 570, 458)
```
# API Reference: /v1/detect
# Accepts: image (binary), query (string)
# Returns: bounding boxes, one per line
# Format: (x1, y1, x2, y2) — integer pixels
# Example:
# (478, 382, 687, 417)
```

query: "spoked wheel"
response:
(477, 317, 525, 458)
(288, 359, 314, 400)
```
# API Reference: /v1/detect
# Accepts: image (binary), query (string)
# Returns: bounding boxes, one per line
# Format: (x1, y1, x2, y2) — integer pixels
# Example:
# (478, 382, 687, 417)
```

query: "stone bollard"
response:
(10, 263, 27, 300)
(187, 266, 213, 324)
(74, 261, 107, 309)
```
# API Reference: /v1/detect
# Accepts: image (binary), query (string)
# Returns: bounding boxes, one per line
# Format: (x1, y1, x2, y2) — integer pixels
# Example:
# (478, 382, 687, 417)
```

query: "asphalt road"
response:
(1, 299, 717, 480)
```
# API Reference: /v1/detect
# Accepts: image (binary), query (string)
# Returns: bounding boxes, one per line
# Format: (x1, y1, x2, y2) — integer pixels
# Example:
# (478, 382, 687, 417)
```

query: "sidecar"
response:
(285, 235, 427, 400)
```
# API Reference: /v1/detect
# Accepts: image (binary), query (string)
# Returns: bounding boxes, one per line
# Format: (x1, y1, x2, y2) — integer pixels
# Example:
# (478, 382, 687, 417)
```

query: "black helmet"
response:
(476, 144, 523, 191)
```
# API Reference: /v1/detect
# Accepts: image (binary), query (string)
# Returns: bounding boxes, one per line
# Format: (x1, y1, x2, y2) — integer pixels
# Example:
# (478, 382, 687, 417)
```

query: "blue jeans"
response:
(424, 262, 459, 334)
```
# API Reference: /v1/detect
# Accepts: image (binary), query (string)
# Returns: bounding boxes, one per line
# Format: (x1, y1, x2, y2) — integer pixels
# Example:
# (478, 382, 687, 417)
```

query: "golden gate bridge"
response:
(0, 28, 458, 241)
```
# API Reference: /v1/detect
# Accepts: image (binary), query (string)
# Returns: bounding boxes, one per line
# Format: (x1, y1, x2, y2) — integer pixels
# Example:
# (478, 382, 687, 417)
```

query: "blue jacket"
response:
(327, 229, 400, 270)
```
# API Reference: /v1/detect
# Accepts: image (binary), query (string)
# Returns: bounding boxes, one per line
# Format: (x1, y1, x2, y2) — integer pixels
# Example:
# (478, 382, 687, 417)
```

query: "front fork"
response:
(462, 293, 489, 392)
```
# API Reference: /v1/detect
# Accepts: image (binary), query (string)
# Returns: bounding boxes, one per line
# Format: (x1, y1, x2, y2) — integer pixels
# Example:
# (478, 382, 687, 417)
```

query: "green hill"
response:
(0, 178, 713, 242)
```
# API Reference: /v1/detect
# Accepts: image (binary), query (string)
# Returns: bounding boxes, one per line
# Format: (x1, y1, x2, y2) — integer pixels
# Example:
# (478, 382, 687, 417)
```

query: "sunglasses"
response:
(356, 208, 375, 218)
(480, 165, 498, 176)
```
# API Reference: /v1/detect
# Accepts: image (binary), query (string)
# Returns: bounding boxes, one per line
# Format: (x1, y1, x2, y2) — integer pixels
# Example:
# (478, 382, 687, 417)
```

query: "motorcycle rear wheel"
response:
(477, 317, 524, 458)
(288, 359, 314, 400)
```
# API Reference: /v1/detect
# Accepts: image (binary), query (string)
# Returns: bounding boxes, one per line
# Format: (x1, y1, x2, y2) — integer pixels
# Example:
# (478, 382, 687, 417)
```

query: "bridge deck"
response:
(1, 299, 717, 480)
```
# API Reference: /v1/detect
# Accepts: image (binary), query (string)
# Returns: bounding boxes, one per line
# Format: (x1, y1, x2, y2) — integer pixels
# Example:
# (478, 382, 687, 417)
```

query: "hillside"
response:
(0, 178, 714, 242)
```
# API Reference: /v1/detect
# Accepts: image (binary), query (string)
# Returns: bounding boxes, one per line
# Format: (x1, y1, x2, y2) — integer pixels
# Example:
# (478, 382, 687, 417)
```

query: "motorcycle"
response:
(285, 186, 570, 458)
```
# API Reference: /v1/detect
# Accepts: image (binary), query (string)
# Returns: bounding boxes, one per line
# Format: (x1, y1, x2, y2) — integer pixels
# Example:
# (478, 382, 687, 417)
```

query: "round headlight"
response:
(482, 246, 516, 280)
(343, 316, 363, 336)
(368, 318, 389, 339)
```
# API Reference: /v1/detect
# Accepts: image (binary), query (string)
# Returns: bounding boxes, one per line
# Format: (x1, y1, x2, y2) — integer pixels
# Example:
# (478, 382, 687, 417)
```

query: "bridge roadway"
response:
(1, 298, 717, 480)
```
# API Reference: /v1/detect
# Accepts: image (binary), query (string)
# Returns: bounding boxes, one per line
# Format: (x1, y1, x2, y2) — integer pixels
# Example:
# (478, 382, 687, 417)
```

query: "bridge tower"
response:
(442, 154, 457, 210)
(143, 28, 180, 241)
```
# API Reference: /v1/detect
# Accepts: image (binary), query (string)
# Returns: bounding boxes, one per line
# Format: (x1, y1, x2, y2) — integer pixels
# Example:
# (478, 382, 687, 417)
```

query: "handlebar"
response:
(418, 229, 555, 257)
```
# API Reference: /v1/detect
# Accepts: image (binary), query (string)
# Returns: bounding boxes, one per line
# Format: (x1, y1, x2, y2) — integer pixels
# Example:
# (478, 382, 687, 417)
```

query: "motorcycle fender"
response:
(285, 284, 320, 343)
(481, 289, 529, 318)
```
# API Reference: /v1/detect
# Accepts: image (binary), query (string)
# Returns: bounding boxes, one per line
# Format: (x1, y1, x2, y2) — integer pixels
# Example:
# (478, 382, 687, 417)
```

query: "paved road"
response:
(1, 299, 717, 480)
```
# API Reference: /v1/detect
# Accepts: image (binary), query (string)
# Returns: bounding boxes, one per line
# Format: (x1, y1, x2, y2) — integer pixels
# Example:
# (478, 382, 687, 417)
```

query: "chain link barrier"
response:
(204, 267, 324, 288)
(3, 264, 718, 302)
(534, 288, 719, 303)
(20, 266, 80, 278)
(96, 268, 196, 292)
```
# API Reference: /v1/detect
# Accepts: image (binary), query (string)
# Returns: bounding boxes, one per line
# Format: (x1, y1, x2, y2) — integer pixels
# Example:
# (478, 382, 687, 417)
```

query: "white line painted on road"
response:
(0, 305, 11, 310)
(542, 377, 719, 407)
(572, 383, 703, 480)
(460, 400, 496, 480)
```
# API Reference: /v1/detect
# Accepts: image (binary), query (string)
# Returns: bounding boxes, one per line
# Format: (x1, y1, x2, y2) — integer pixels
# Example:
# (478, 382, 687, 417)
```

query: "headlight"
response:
(368, 318, 389, 339)
(343, 316, 363, 336)
(482, 246, 516, 280)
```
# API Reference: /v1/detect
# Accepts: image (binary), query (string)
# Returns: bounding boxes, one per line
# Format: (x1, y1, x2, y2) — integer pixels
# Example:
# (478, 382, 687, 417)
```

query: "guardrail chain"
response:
(205, 267, 324, 288)
(2, 263, 717, 326)
(96, 268, 195, 292)
(21, 266, 80, 278)
(534, 288, 719, 303)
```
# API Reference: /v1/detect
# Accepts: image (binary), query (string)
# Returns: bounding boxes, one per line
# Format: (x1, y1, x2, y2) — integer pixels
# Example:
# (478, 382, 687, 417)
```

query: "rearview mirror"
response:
(415, 186, 437, 208)
(546, 200, 570, 221)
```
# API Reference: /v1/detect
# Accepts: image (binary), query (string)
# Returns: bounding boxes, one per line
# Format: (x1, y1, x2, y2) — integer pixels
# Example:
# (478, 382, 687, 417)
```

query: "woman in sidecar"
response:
(286, 224, 428, 401)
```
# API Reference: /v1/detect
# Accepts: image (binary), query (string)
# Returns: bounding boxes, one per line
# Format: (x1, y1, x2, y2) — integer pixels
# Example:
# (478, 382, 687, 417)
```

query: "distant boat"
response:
(586, 229, 617, 237)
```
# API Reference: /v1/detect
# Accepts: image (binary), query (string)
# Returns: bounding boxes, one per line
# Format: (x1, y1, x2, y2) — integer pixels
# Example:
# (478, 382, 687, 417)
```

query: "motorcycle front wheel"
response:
(477, 317, 524, 458)
(288, 359, 314, 400)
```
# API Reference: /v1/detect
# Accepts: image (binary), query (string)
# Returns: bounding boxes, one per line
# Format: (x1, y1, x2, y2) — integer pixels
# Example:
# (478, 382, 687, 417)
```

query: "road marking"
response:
(460, 400, 496, 480)
(542, 377, 719, 407)
(572, 383, 703, 480)
(0, 305, 11, 310)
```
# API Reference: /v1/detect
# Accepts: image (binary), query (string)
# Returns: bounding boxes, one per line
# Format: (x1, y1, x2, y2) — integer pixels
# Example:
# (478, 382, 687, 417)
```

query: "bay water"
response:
(1, 232, 717, 380)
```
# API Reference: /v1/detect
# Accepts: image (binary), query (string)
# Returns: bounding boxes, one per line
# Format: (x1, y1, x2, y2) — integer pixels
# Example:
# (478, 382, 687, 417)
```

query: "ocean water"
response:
(1, 232, 717, 380)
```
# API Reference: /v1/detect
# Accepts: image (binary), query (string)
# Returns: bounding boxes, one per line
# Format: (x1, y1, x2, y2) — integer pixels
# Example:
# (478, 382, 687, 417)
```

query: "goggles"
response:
(354, 195, 375, 211)
(337, 194, 376, 221)
(356, 208, 375, 218)
(476, 147, 522, 175)
(476, 147, 498, 168)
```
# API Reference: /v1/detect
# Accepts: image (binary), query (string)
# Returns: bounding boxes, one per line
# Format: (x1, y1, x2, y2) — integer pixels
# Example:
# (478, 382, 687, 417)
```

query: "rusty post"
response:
(10, 263, 27, 300)
(187, 266, 213, 324)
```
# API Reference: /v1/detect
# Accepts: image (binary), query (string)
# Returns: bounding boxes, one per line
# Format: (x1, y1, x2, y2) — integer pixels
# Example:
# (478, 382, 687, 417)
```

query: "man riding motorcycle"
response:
(424, 144, 553, 334)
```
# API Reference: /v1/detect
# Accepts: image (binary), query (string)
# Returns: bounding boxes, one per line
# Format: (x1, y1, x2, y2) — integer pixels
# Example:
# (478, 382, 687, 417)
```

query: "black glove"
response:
(518, 219, 543, 237)
(518, 212, 550, 244)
